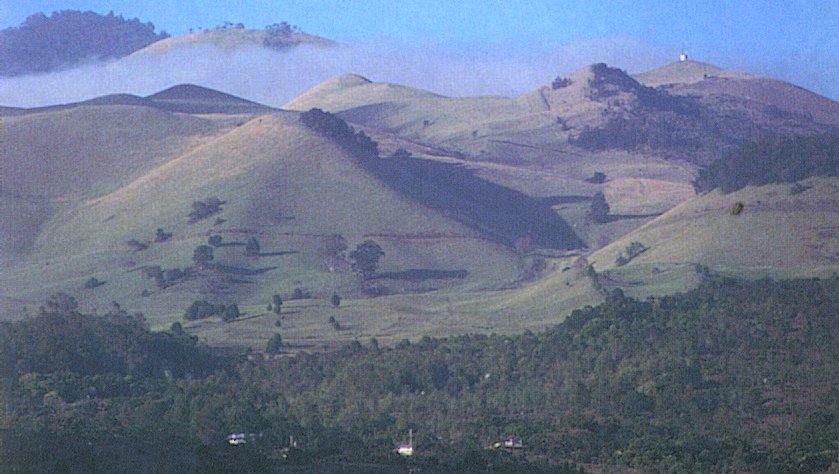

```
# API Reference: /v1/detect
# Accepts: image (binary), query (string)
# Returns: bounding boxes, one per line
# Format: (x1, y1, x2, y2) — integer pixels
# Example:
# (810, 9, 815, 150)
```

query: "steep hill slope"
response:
(0, 107, 524, 326)
(0, 104, 237, 262)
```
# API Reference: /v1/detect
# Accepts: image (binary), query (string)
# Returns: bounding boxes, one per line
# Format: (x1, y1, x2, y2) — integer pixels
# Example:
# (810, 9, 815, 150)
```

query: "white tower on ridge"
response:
(679, 42, 688, 62)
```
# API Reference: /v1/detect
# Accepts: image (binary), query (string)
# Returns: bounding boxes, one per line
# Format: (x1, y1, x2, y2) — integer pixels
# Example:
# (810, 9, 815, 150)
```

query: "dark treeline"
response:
(693, 131, 839, 193)
(300, 108, 585, 250)
(2, 277, 838, 472)
(0, 10, 168, 76)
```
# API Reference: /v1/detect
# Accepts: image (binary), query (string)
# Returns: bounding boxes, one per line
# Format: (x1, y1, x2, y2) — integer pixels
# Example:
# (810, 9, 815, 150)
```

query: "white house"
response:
(396, 429, 414, 456)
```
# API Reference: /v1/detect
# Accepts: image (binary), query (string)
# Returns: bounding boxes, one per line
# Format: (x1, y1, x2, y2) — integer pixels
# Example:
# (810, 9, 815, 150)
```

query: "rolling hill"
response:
(0, 91, 555, 340)
(286, 62, 839, 168)
(2, 58, 838, 351)
(129, 24, 334, 57)
(515, 175, 839, 309)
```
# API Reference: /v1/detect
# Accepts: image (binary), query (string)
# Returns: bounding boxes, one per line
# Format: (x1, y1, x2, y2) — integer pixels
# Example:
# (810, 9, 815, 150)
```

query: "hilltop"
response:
(289, 62, 838, 167)
(130, 21, 334, 56)
(633, 59, 754, 86)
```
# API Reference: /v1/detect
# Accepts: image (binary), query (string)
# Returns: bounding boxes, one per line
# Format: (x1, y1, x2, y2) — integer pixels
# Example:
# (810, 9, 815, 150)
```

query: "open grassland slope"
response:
(584, 177, 839, 295)
(0, 104, 237, 262)
(1, 110, 522, 328)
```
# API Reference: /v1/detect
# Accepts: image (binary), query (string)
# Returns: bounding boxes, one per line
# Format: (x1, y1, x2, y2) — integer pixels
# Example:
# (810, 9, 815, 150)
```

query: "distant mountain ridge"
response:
(288, 61, 839, 166)
(0, 84, 275, 115)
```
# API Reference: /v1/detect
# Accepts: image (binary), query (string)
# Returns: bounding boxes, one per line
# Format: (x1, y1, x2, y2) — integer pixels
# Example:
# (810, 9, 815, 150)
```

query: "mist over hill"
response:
(0, 31, 673, 109)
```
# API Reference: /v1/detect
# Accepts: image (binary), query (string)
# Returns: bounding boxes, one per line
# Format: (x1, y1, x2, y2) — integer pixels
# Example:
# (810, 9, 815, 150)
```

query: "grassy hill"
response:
(287, 63, 837, 168)
(130, 24, 334, 57)
(0, 103, 236, 263)
(3, 72, 838, 352)
(584, 176, 839, 295)
(636, 61, 839, 128)
(633, 59, 754, 86)
(286, 69, 700, 245)
(0, 102, 530, 336)
(284, 63, 838, 251)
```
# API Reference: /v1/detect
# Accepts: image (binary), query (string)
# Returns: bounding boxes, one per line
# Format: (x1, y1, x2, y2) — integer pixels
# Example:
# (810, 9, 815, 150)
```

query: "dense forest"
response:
(2, 276, 838, 472)
(693, 131, 839, 193)
(0, 10, 168, 76)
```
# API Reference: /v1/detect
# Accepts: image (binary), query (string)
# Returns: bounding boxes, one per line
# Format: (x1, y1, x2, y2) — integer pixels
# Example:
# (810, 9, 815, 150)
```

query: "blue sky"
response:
(1, 0, 837, 99)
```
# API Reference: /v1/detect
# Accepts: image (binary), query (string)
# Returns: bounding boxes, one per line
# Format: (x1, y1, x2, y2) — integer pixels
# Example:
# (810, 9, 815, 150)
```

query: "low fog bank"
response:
(0, 37, 669, 108)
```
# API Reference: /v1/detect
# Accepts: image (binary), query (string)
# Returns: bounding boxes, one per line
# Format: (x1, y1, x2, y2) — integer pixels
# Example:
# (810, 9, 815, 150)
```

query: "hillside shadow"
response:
(214, 264, 278, 276)
(604, 212, 662, 223)
(257, 250, 299, 257)
(359, 155, 586, 250)
(540, 195, 592, 205)
(373, 269, 468, 281)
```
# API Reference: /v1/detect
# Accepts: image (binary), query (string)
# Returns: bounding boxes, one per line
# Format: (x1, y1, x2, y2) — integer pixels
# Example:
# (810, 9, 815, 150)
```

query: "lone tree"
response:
(192, 245, 215, 269)
(208, 235, 223, 247)
(350, 240, 384, 280)
(154, 228, 173, 243)
(265, 333, 283, 354)
(272, 295, 283, 314)
(590, 191, 610, 223)
(244, 237, 260, 256)
(222, 304, 240, 322)
(330, 293, 341, 307)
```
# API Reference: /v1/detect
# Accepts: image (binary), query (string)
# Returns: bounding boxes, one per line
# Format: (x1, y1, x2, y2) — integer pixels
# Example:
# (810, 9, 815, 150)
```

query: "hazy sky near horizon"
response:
(1, 0, 837, 100)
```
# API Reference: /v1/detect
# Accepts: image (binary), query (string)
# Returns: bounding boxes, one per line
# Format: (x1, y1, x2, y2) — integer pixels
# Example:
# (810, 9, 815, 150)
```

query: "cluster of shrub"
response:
(183, 300, 240, 322)
(570, 113, 702, 153)
(693, 131, 839, 193)
(126, 228, 174, 252)
(0, 10, 168, 76)
(141, 265, 190, 289)
(262, 21, 303, 49)
(189, 197, 226, 223)
(614, 241, 648, 266)
(551, 76, 571, 89)
(300, 108, 379, 160)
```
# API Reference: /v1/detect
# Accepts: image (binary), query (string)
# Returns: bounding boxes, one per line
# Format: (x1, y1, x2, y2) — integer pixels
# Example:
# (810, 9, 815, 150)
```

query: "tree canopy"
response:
(349, 240, 384, 279)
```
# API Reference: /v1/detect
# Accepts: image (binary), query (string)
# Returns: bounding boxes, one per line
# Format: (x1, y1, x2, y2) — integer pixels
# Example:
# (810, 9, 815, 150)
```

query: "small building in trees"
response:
(396, 429, 414, 456)
(493, 436, 524, 450)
